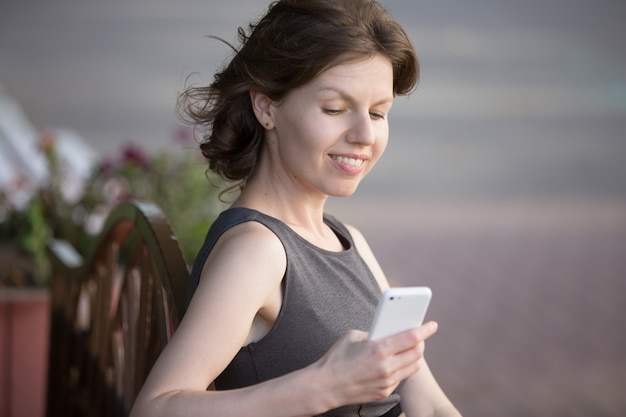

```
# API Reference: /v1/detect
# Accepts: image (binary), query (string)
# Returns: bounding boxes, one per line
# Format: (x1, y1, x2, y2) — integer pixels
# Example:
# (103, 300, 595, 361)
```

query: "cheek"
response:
(373, 126, 389, 159)
(363, 129, 388, 176)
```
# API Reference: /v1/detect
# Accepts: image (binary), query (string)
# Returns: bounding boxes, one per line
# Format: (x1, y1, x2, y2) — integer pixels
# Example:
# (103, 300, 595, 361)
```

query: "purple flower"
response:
(97, 158, 116, 177)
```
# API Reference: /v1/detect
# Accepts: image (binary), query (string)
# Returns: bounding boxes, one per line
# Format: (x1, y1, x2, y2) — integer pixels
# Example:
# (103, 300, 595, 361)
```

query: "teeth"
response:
(333, 156, 363, 167)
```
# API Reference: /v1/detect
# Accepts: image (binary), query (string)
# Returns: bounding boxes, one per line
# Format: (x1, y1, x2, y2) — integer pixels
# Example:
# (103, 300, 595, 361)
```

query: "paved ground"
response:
(329, 199, 626, 416)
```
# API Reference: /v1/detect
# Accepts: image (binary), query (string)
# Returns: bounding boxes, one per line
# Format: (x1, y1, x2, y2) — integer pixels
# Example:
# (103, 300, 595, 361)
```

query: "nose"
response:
(345, 112, 376, 146)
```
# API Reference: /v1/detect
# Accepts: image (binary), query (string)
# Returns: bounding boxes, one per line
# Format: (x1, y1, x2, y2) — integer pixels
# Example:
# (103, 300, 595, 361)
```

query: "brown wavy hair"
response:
(178, 0, 419, 186)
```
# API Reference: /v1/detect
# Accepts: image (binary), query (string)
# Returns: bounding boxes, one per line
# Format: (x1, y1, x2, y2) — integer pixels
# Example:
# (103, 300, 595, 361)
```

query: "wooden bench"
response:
(46, 200, 190, 417)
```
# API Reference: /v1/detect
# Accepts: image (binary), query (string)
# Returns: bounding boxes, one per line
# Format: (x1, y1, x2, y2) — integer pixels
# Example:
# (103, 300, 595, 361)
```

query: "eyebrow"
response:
(318, 86, 394, 107)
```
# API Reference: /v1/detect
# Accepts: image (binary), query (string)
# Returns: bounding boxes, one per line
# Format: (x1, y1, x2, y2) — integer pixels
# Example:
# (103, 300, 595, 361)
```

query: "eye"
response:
(323, 108, 343, 115)
(370, 112, 386, 120)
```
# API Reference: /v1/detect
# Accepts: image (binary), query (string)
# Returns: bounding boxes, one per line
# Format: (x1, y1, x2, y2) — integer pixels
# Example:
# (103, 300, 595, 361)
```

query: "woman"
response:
(131, 1, 461, 416)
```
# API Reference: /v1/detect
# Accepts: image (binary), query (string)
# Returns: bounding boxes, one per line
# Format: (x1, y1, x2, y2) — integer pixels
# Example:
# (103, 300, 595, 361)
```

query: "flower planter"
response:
(0, 288, 50, 417)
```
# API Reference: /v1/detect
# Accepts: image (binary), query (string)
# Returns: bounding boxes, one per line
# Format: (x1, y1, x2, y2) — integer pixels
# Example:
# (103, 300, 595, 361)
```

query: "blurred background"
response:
(1, 0, 625, 415)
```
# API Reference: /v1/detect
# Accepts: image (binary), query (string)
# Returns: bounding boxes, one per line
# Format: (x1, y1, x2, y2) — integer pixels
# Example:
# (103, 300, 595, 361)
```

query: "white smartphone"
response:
(368, 286, 432, 340)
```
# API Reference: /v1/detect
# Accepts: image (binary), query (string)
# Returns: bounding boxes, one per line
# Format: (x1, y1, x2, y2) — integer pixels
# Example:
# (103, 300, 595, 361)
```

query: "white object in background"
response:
(0, 84, 99, 208)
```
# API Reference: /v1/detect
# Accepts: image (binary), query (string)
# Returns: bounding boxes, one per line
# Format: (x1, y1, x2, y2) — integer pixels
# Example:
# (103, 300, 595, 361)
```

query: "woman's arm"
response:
(346, 224, 462, 417)
(131, 221, 436, 417)
(131, 221, 326, 417)
(399, 360, 462, 417)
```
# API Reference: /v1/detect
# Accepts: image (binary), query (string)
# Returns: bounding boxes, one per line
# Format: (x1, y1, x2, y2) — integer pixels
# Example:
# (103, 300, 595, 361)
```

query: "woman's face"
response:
(266, 54, 394, 198)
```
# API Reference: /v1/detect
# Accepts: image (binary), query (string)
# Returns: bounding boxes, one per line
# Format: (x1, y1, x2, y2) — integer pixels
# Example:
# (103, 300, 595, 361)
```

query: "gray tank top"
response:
(186, 207, 401, 417)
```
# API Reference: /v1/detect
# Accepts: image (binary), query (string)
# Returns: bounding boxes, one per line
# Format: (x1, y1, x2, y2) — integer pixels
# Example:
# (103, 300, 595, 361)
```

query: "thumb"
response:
(416, 321, 438, 341)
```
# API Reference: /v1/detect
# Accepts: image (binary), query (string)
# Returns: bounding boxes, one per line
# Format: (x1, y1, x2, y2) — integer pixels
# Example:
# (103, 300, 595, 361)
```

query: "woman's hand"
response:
(312, 321, 439, 409)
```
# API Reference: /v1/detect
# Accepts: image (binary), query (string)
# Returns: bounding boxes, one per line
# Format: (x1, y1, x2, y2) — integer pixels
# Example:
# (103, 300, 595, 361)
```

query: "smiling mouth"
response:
(330, 155, 364, 167)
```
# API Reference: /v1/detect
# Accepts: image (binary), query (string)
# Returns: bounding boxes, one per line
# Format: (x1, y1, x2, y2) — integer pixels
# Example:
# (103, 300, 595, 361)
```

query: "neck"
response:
(232, 176, 347, 251)
(234, 182, 327, 230)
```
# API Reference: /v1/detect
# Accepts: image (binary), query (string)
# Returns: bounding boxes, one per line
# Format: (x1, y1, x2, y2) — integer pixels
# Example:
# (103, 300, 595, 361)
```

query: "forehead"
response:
(307, 55, 394, 98)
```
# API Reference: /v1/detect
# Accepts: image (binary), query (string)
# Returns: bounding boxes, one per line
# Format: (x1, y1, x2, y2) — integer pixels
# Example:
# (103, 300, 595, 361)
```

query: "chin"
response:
(321, 176, 365, 198)
(328, 184, 360, 198)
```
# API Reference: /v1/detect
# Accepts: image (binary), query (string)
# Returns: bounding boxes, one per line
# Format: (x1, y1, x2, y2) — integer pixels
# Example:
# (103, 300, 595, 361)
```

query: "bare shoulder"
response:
(344, 222, 389, 291)
(188, 219, 286, 318)
(199, 219, 287, 291)
(344, 223, 371, 253)
(179, 219, 288, 334)
(134, 219, 288, 394)
(344, 223, 366, 242)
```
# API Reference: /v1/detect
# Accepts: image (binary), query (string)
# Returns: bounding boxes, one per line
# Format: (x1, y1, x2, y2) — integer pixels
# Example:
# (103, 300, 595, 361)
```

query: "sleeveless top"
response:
(186, 207, 402, 417)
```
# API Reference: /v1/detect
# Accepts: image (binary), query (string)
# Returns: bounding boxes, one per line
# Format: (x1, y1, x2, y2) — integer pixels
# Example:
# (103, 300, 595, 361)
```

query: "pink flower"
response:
(37, 129, 57, 153)
(120, 143, 150, 170)
(172, 125, 195, 145)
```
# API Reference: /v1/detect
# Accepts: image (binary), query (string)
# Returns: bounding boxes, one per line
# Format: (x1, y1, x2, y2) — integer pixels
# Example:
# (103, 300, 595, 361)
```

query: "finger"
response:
(375, 342, 424, 385)
(381, 321, 438, 354)
(349, 329, 369, 341)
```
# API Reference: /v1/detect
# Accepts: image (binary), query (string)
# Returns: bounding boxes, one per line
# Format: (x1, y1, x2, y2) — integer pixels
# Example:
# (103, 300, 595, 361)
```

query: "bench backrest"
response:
(46, 200, 190, 417)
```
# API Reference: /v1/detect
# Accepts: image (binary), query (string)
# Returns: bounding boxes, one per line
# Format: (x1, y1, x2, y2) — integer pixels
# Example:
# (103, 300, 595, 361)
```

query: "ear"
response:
(250, 90, 274, 129)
